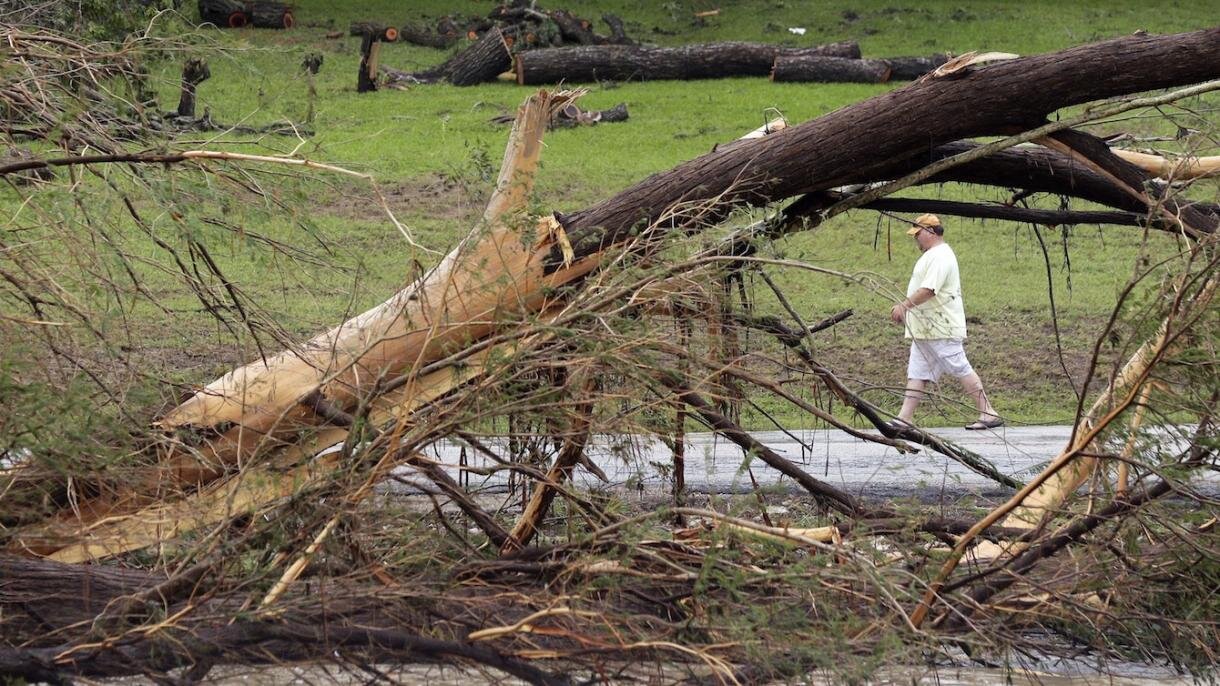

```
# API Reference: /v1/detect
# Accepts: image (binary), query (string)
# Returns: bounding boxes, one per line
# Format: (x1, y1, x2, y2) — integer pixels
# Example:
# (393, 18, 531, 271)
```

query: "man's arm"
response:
(890, 287, 936, 324)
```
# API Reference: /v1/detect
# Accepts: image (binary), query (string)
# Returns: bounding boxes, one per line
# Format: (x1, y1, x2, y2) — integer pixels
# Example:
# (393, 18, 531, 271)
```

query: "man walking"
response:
(889, 214, 1002, 430)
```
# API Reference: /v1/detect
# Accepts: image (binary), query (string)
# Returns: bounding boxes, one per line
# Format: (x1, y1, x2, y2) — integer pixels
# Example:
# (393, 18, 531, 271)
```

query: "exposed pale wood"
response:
(1111, 148, 1220, 179)
(11, 91, 575, 561)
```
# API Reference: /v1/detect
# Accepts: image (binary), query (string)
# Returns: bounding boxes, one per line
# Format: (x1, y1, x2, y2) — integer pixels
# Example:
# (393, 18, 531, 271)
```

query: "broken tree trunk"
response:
(770, 55, 892, 83)
(175, 58, 210, 119)
(357, 32, 382, 93)
(514, 41, 862, 84)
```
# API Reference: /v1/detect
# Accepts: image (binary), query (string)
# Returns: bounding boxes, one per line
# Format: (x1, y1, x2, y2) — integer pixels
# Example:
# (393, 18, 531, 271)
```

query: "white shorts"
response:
(908, 339, 974, 383)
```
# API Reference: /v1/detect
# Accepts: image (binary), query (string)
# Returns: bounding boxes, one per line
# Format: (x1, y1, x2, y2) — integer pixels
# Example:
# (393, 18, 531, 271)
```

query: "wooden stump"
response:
(176, 57, 211, 118)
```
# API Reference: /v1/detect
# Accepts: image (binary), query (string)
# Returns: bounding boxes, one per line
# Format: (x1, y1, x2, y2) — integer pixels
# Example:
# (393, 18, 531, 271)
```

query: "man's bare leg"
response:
(897, 378, 927, 424)
(959, 372, 997, 422)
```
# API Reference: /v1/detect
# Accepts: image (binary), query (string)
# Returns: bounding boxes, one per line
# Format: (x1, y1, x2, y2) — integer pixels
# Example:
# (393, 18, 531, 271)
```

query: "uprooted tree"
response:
(1, 26, 1219, 684)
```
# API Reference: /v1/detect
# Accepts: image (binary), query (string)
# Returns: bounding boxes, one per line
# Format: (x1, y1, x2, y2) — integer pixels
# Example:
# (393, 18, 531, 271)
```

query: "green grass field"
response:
(6, 1, 1218, 430)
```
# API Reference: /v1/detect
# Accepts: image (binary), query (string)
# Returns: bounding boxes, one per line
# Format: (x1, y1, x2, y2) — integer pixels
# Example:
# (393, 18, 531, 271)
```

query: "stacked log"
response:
(198, 0, 293, 29)
(771, 55, 891, 83)
(515, 41, 861, 84)
(383, 28, 512, 88)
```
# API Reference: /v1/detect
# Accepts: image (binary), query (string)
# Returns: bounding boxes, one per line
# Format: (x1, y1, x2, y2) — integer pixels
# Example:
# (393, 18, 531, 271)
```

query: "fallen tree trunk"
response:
(770, 55, 892, 83)
(556, 28, 1219, 260)
(514, 41, 862, 84)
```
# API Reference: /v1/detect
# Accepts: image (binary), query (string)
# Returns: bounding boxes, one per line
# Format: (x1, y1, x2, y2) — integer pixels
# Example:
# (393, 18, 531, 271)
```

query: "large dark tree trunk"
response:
(395, 27, 512, 86)
(514, 41, 862, 84)
(770, 55, 892, 83)
(555, 28, 1220, 263)
(445, 27, 513, 86)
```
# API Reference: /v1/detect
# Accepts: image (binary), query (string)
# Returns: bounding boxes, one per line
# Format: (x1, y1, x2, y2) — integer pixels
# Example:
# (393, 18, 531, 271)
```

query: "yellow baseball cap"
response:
(906, 213, 943, 236)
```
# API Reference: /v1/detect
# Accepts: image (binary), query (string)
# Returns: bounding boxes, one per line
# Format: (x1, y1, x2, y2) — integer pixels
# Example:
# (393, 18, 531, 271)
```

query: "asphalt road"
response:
(391, 425, 1213, 500)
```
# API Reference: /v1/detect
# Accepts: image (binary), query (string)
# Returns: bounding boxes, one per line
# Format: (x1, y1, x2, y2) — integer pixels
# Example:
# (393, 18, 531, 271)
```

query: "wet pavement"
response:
(392, 425, 1215, 500)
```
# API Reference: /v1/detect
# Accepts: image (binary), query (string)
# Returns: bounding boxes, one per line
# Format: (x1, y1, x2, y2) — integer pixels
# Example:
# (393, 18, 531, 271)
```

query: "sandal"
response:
(965, 417, 1005, 430)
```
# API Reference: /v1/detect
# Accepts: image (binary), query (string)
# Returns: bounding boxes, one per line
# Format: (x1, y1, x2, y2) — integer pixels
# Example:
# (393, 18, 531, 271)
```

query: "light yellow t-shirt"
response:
(905, 243, 967, 340)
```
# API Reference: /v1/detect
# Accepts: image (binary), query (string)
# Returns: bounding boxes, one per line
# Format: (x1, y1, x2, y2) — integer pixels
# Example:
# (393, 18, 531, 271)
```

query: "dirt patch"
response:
(317, 175, 486, 225)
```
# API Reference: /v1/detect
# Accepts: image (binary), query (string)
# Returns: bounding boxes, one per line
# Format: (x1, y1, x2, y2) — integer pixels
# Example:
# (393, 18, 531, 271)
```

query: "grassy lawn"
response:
(5, 1, 1217, 429)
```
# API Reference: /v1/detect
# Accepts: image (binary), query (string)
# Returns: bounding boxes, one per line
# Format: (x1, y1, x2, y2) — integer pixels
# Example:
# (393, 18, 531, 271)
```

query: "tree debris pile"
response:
(2, 26, 1220, 684)
(354, 0, 635, 52)
(198, 0, 295, 30)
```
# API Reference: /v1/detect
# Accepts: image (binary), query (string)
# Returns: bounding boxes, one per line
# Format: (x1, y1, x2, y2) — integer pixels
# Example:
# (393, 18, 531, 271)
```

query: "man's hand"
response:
(890, 302, 907, 324)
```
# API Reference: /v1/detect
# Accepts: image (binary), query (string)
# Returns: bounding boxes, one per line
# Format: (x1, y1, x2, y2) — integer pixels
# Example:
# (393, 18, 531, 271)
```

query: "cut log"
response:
(883, 54, 950, 80)
(392, 27, 512, 86)
(514, 41, 862, 84)
(197, 1, 293, 29)
(445, 27, 513, 86)
(770, 55, 892, 83)
(397, 22, 460, 49)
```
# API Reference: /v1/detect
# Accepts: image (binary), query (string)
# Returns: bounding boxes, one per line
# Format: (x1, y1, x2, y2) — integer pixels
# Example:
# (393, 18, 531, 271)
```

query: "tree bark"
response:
(883, 54, 950, 80)
(175, 57, 210, 118)
(357, 32, 380, 93)
(445, 27, 513, 86)
(771, 55, 892, 83)
(515, 41, 862, 84)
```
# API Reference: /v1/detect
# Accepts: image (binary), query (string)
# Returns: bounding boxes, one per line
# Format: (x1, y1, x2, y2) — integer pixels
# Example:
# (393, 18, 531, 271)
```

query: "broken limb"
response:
(909, 267, 1219, 628)
(940, 413, 1216, 630)
(559, 33, 1220, 261)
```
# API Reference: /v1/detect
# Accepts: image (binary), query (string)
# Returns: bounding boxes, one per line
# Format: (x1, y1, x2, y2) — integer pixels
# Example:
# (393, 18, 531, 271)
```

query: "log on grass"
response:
(249, 2, 294, 29)
(397, 22, 459, 49)
(514, 41, 861, 84)
(771, 55, 892, 83)
(883, 54, 950, 80)
(400, 27, 512, 86)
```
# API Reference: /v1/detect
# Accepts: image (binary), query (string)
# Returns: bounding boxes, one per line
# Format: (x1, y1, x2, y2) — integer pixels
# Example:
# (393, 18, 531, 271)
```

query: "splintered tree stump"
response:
(883, 54, 950, 80)
(357, 32, 381, 92)
(514, 41, 861, 84)
(771, 55, 892, 83)
(176, 57, 211, 118)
